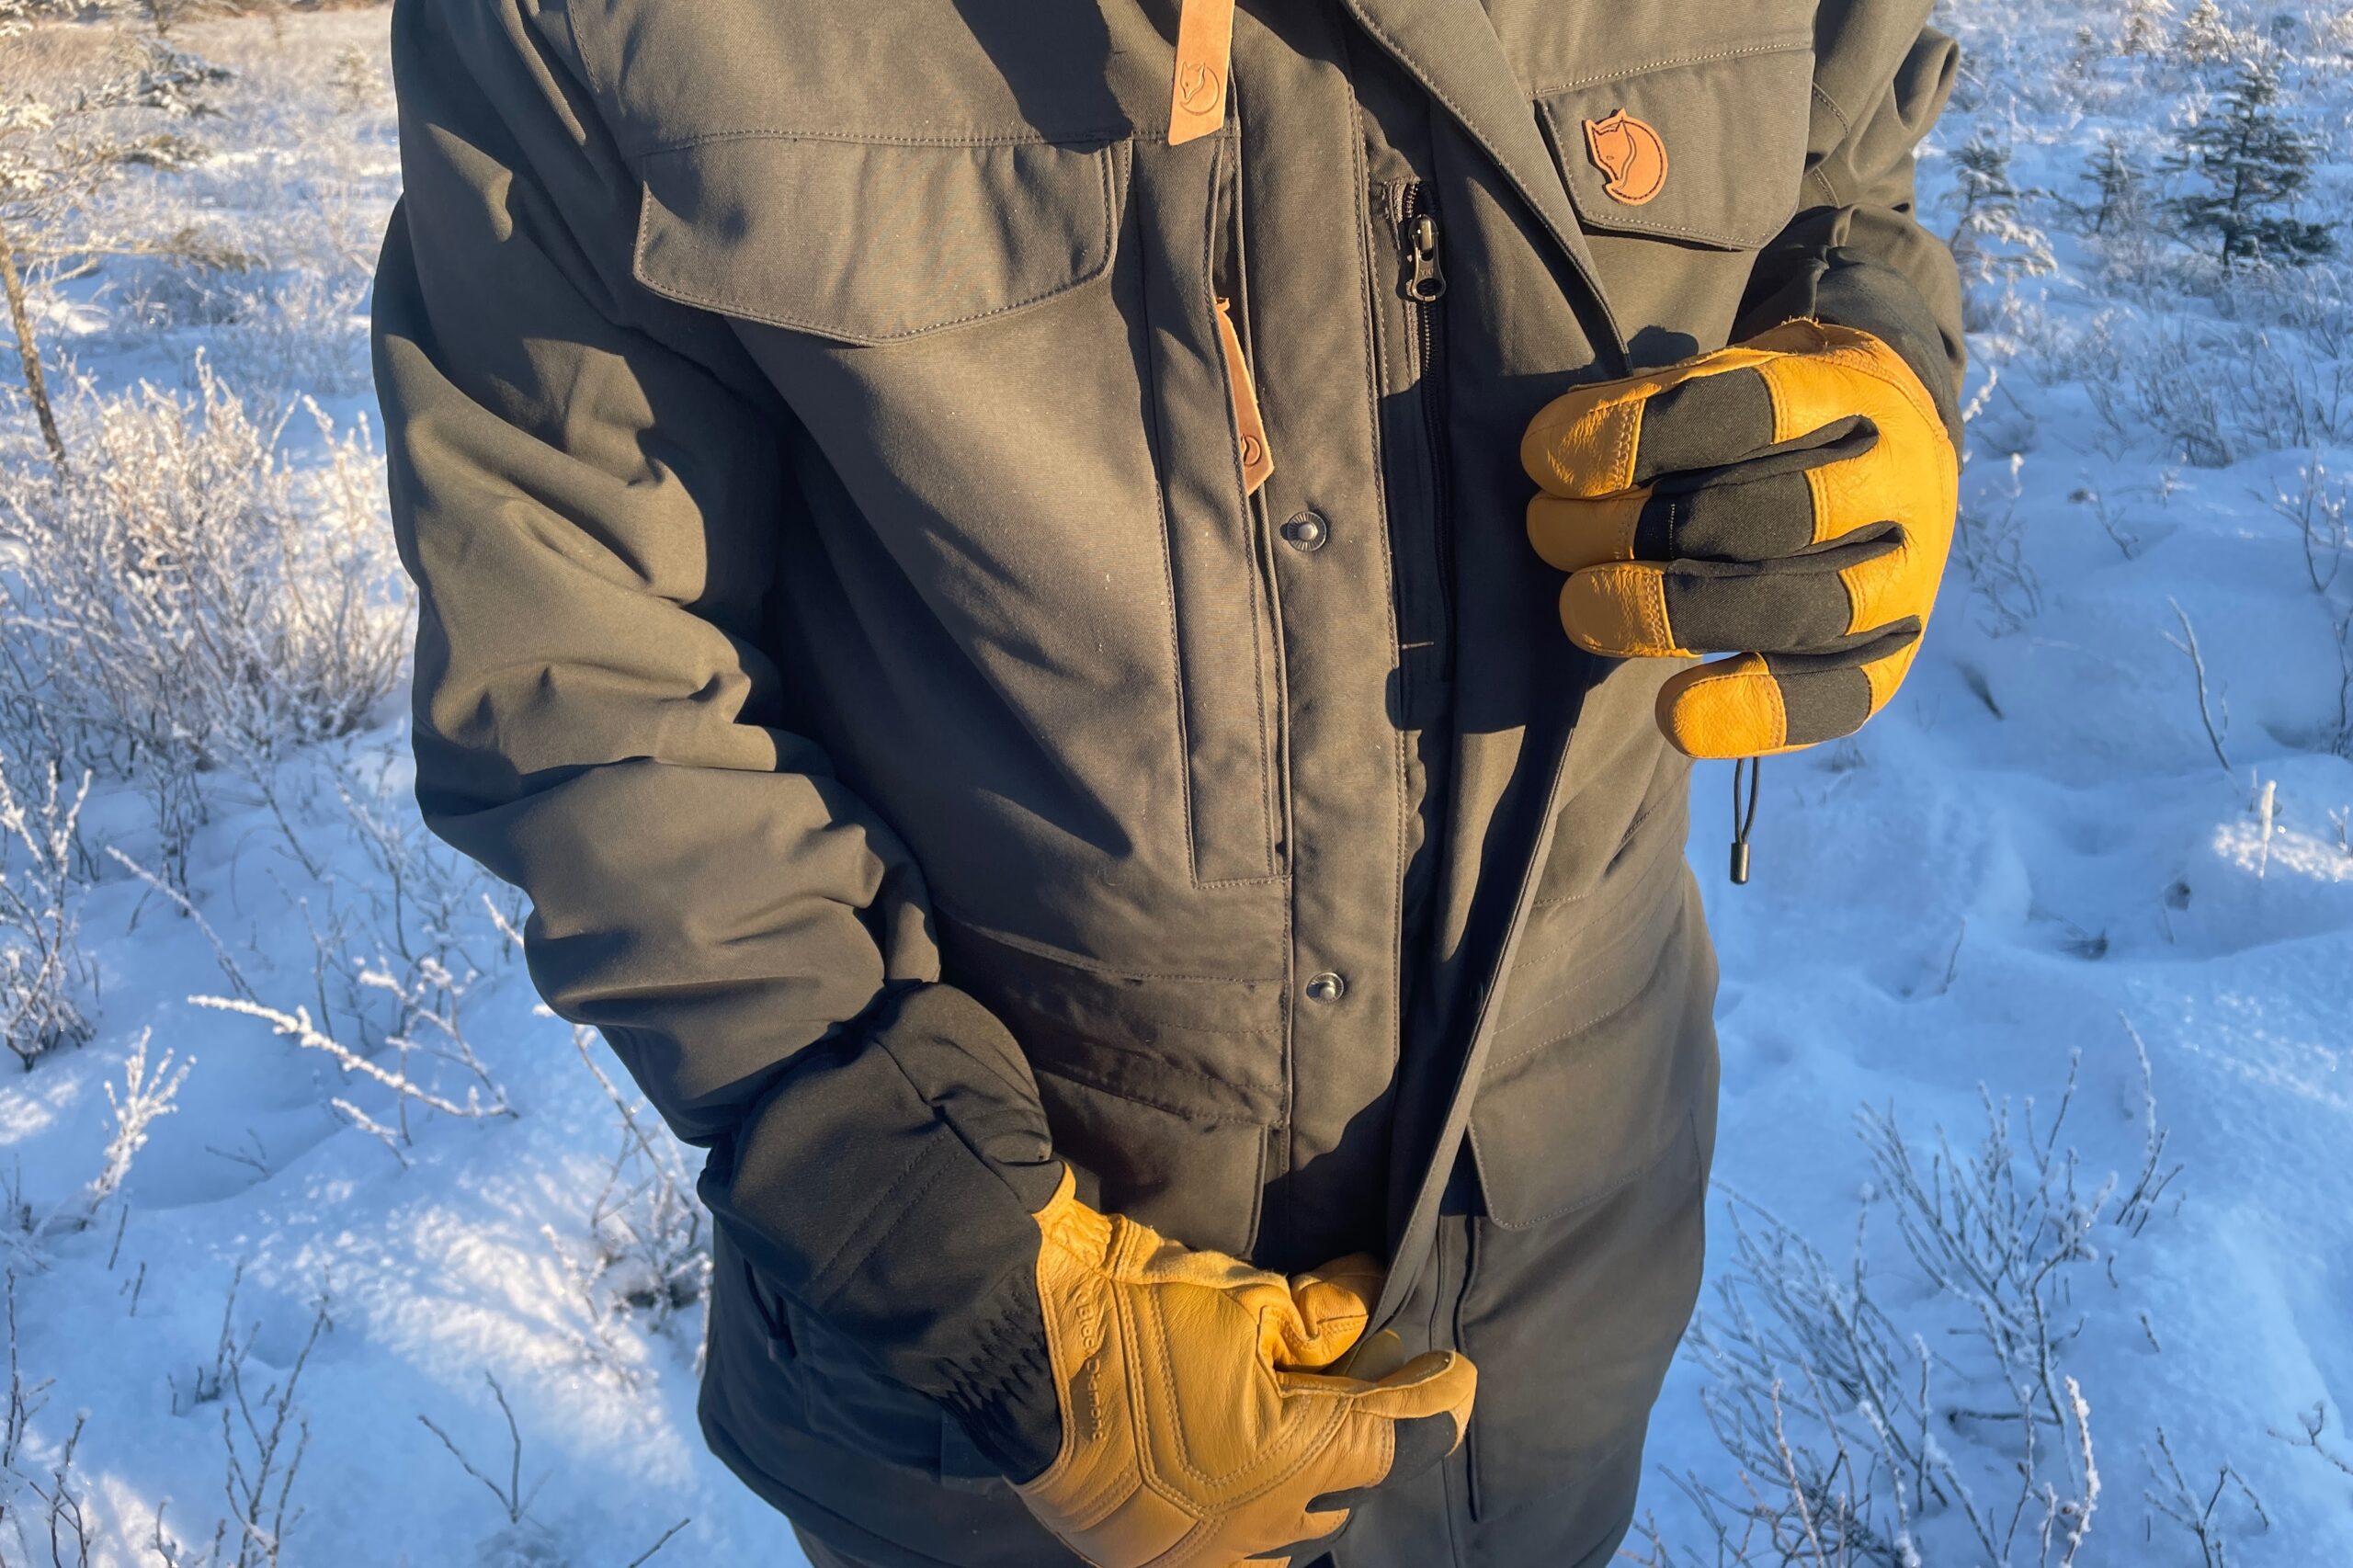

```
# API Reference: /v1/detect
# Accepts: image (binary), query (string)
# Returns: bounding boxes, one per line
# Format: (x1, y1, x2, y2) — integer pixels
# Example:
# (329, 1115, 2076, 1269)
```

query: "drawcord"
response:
(1730, 757, 1762, 885)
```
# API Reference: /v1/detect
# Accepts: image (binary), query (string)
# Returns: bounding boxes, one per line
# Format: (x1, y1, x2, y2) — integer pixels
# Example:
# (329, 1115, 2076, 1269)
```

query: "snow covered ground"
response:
(0, 4, 2347, 1565)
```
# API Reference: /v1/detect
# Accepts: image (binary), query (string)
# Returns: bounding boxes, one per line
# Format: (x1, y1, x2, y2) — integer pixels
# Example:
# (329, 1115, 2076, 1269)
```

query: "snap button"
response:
(1281, 511, 1329, 551)
(1303, 971, 1347, 1005)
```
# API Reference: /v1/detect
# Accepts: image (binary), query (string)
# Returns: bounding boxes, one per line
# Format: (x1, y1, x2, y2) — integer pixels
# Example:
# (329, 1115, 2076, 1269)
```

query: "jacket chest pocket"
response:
(630, 130, 1284, 892)
(1536, 39, 1816, 362)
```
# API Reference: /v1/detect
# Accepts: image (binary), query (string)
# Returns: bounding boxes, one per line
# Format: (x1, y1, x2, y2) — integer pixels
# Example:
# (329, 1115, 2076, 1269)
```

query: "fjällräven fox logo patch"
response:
(1583, 109, 1668, 206)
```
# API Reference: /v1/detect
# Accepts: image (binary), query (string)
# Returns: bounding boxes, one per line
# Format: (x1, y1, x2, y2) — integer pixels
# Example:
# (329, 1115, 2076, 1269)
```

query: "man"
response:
(373, 1, 1962, 1564)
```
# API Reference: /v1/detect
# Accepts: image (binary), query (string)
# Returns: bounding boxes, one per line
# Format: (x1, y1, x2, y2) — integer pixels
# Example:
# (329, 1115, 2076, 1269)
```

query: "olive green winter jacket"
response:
(374, 2, 1961, 1562)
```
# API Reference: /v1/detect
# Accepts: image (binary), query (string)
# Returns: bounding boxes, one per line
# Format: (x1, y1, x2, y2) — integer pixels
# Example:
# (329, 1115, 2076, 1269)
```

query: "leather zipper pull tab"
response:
(1213, 297, 1274, 494)
(1169, 0, 1235, 146)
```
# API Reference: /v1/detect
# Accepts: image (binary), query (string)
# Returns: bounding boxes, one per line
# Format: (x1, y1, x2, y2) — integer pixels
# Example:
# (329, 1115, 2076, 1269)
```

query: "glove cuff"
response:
(936, 1268, 1065, 1483)
(1738, 246, 1964, 442)
(702, 982, 1068, 1483)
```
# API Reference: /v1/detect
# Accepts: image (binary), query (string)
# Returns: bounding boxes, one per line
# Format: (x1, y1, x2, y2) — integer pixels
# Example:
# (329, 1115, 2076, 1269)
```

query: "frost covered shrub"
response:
(2178, 0, 2249, 62)
(2120, 0, 2176, 56)
(0, 362, 406, 860)
(2080, 310, 2353, 464)
(0, 758, 94, 1070)
(1947, 131, 2057, 332)
(0, 24, 233, 466)
(1630, 1048, 2178, 1568)
(205, 267, 373, 396)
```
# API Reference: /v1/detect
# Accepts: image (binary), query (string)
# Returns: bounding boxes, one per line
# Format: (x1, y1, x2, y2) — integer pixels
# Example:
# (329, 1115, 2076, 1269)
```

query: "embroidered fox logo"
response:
(1582, 109, 1668, 206)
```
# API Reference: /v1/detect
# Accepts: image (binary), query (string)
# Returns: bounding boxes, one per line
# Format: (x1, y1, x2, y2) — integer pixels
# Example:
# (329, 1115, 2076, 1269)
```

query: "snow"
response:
(0, 4, 2347, 1565)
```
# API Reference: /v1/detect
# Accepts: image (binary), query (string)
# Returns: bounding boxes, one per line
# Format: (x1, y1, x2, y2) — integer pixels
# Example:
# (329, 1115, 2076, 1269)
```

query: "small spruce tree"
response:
(2165, 56, 2336, 267)
(1948, 131, 2057, 288)
(2086, 135, 2149, 235)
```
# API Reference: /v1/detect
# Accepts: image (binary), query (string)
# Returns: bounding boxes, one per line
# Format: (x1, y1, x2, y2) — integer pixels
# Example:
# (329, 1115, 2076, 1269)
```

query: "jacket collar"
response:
(1338, 0, 1625, 365)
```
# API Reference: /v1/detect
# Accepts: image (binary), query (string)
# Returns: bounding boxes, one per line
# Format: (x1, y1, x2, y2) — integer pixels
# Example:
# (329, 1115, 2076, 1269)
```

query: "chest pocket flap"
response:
(632, 134, 1124, 345)
(1538, 39, 1815, 251)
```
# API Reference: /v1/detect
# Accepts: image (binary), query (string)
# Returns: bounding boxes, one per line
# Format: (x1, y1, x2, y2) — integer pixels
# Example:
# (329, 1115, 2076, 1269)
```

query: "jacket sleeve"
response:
(371, 0, 1059, 1471)
(1737, 0, 1967, 436)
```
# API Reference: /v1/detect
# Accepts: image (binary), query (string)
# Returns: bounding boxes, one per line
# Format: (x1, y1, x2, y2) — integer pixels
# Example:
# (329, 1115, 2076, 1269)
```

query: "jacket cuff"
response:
(700, 981, 1065, 1479)
(933, 1276, 1064, 1482)
(1738, 245, 1965, 443)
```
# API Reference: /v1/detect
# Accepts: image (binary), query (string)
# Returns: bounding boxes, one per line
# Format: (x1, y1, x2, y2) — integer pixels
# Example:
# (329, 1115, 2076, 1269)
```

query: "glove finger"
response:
(1345, 1347, 1479, 1436)
(1526, 422, 1879, 574)
(1231, 1353, 1474, 1566)
(1245, 1507, 1355, 1565)
(1277, 1254, 1381, 1369)
(1656, 633, 1922, 758)
(1246, 1406, 1461, 1562)
(1333, 1327, 1411, 1381)
(1560, 534, 1904, 659)
(1522, 355, 1780, 498)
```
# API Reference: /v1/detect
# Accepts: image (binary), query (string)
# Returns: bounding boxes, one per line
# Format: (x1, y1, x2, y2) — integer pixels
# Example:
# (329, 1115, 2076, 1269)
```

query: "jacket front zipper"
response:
(1391, 179, 1454, 678)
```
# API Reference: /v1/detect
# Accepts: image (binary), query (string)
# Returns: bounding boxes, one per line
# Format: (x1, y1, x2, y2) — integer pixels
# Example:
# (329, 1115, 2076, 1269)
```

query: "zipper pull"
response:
(1729, 757, 1761, 885)
(1405, 211, 1446, 303)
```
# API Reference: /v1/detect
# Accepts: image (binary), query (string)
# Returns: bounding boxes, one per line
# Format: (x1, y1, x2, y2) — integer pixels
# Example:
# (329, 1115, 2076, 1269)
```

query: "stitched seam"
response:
(1809, 81, 1853, 135)
(1491, 1109, 1698, 1230)
(1527, 35, 1814, 95)
(1138, 1317, 1348, 1518)
(1833, 338, 1951, 442)
(1029, 1057, 1285, 1128)
(801, 1138, 953, 1306)
(1499, 833, 1685, 1017)
(1215, 133, 1280, 885)
(1068, 1014, 1284, 1039)
(630, 142, 1120, 343)
(1226, 88, 1283, 886)
(558, 0, 609, 101)
(1033, 1037, 1282, 1091)
(935, 903, 1284, 984)
(632, 125, 1132, 155)
(1838, 523, 1866, 635)
(1575, 214, 1784, 247)
(1485, 897, 1690, 1074)
(1529, 773, 1688, 910)
(1350, 123, 1413, 1148)
(1132, 165, 1202, 891)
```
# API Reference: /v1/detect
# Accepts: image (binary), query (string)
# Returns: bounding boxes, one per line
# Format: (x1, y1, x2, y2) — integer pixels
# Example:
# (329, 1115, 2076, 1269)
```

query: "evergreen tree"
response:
(2179, 0, 2243, 63)
(2165, 57, 2336, 267)
(1948, 131, 2057, 286)
(2085, 135, 2149, 235)
(2120, 0, 2176, 56)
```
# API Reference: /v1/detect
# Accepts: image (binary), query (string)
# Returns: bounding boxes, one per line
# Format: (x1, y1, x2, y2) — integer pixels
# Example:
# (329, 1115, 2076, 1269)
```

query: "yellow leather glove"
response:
(1012, 1170, 1477, 1568)
(1519, 319, 1960, 758)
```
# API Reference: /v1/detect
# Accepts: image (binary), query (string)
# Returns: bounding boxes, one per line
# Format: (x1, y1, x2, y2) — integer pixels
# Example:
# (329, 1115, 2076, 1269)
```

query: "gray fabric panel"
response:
(1763, 658, 1877, 744)
(1633, 370, 1777, 482)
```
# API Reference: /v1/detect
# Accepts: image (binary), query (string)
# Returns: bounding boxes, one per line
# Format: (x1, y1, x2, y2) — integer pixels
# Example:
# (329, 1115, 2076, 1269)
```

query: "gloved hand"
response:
(1519, 318, 1960, 759)
(1009, 1170, 1476, 1568)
